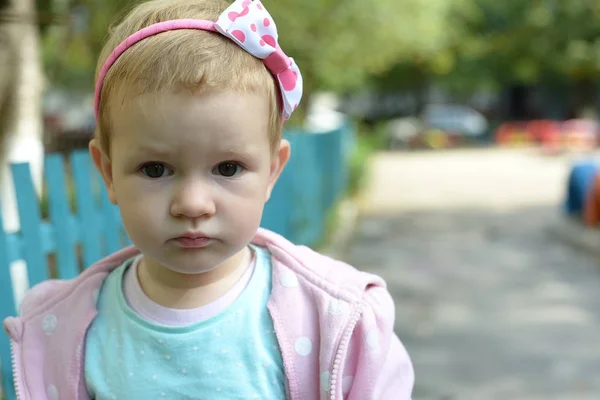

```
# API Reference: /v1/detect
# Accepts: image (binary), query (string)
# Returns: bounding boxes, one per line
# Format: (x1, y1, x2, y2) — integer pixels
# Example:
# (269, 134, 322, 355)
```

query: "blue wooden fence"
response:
(0, 121, 355, 398)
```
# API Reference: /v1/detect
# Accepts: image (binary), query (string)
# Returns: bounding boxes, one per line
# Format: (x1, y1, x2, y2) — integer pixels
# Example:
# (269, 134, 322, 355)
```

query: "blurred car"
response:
(338, 91, 418, 124)
(387, 104, 489, 150)
(420, 104, 488, 137)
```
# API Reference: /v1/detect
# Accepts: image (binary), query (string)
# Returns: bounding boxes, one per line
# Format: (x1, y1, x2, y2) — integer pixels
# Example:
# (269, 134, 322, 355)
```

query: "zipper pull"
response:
(3, 317, 23, 341)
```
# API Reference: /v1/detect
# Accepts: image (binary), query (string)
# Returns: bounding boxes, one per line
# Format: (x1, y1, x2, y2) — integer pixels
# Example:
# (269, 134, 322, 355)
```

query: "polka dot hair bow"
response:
(214, 0, 303, 120)
(94, 0, 302, 121)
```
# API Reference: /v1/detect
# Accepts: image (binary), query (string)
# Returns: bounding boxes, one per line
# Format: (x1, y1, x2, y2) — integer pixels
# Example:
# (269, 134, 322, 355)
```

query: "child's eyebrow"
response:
(219, 148, 256, 160)
(213, 142, 260, 158)
(130, 144, 173, 158)
(129, 143, 258, 160)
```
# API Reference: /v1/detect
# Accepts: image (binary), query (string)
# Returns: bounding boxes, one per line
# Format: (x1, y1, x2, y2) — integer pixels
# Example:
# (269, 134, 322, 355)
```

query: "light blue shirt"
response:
(85, 246, 286, 399)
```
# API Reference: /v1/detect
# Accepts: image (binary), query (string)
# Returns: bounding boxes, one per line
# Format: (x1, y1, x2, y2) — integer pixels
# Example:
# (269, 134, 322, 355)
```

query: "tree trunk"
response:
(0, 0, 45, 310)
(572, 78, 598, 120)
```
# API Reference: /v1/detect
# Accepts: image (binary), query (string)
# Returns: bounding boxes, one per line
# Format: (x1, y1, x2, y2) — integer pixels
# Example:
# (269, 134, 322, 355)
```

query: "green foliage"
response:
(37, 0, 600, 97)
(368, 1, 600, 95)
(347, 122, 387, 197)
(37, 0, 460, 113)
(37, 0, 141, 88)
(438, 1, 600, 90)
(36, 0, 54, 34)
(315, 121, 386, 251)
(43, 1, 600, 117)
(267, 0, 457, 93)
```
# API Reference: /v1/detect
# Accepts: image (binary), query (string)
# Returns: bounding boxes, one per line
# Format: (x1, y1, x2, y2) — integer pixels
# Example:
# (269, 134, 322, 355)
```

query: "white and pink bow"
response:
(215, 0, 302, 120)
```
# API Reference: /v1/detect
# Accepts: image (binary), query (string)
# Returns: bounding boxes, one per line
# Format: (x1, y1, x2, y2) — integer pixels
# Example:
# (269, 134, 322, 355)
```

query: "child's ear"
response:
(266, 139, 290, 202)
(89, 139, 117, 204)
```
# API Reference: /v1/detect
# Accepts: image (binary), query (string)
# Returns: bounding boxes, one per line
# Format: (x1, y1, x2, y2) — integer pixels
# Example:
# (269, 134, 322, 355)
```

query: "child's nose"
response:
(170, 180, 216, 219)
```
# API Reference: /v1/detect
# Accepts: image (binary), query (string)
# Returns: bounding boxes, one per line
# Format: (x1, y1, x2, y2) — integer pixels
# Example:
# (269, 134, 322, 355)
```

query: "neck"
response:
(137, 247, 251, 309)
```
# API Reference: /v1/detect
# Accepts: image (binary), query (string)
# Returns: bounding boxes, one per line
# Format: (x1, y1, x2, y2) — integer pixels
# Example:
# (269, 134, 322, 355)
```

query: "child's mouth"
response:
(173, 234, 213, 249)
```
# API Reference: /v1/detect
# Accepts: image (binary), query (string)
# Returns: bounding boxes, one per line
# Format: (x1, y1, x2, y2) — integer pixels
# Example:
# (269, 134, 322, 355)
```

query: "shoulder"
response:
(14, 246, 140, 320)
(341, 283, 414, 398)
(253, 228, 386, 301)
(254, 229, 414, 398)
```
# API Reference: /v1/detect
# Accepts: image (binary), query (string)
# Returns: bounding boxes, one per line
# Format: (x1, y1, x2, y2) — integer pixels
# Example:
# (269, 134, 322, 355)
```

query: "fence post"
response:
(45, 154, 79, 279)
(0, 201, 17, 400)
(288, 132, 323, 246)
(260, 132, 295, 239)
(71, 151, 102, 267)
(12, 163, 48, 286)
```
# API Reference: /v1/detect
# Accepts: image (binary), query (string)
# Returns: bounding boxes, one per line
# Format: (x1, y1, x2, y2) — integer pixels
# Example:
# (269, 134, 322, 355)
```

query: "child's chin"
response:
(164, 262, 220, 276)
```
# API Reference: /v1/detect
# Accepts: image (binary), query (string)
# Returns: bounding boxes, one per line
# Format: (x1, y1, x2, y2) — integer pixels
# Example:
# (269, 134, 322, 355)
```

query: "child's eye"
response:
(140, 162, 173, 178)
(213, 162, 243, 177)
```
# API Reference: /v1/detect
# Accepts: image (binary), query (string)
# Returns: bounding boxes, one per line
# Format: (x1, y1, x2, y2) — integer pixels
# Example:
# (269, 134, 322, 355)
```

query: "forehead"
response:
(110, 89, 270, 151)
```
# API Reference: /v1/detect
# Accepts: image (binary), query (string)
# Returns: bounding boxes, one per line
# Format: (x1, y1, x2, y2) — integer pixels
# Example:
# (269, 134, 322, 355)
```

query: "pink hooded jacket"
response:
(3, 228, 414, 400)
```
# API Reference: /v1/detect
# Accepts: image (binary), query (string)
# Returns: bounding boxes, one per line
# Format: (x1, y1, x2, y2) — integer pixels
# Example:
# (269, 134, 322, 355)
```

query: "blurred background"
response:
(3, 0, 600, 399)
(7, 0, 600, 157)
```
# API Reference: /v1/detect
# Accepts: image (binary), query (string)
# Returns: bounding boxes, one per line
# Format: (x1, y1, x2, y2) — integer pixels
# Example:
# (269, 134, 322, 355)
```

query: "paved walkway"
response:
(344, 148, 600, 399)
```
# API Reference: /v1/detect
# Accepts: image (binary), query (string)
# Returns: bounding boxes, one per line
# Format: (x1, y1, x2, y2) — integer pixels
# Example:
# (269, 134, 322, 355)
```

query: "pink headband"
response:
(93, 0, 302, 121)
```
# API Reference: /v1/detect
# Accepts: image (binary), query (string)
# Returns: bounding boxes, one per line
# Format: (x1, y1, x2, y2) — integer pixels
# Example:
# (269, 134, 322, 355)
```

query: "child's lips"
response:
(173, 233, 214, 248)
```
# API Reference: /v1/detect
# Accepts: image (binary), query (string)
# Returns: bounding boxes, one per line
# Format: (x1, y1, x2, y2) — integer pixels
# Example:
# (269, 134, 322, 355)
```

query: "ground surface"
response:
(345, 148, 600, 399)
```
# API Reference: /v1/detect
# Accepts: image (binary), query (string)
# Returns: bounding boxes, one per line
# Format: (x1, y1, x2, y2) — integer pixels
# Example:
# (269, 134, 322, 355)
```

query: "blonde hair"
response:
(94, 0, 282, 157)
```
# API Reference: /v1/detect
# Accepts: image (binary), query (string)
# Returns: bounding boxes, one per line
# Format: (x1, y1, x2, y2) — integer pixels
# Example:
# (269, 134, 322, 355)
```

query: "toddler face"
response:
(93, 89, 287, 274)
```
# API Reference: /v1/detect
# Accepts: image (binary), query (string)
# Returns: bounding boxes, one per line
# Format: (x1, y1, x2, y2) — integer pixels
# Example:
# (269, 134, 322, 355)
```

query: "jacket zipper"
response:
(10, 339, 24, 400)
(329, 304, 362, 400)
